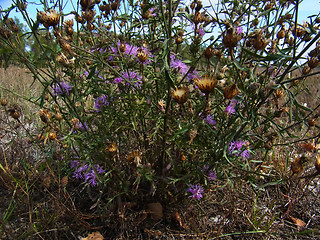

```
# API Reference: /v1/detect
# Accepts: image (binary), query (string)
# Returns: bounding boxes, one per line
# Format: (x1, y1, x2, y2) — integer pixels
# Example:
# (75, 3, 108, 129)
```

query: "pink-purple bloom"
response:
(228, 140, 250, 160)
(114, 71, 143, 88)
(187, 184, 204, 200)
(94, 95, 109, 111)
(53, 81, 72, 95)
(71, 163, 105, 186)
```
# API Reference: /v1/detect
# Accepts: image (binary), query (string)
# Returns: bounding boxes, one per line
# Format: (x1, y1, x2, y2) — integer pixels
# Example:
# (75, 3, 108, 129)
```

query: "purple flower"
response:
(70, 160, 80, 169)
(198, 27, 205, 37)
(171, 59, 188, 74)
(94, 95, 109, 111)
(206, 115, 216, 125)
(94, 164, 105, 174)
(228, 140, 244, 155)
(241, 149, 250, 160)
(187, 184, 204, 200)
(72, 164, 89, 179)
(114, 71, 143, 88)
(236, 26, 243, 35)
(225, 99, 239, 115)
(84, 169, 97, 186)
(225, 105, 236, 115)
(78, 121, 89, 131)
(207, 170, 216, 181)
(53, 81, 72, 95)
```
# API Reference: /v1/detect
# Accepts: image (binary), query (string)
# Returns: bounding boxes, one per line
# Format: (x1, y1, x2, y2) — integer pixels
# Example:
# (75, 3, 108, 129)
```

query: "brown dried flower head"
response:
(222, 27, 242, 49)
(307, 57, 320, 69)
(106, 142, 118, 154)
(82, 9, 96, 22)
(274, 88, 285, 98)
(0, 26, 12, 39)
(172, 86, 189, 104)
(39, 109, 51, 124)
(37, 10, 60, 27)
(194, 75, 216, 94)
(223, 84, 238, 99)
(137, 48, 148, 63)
(248, 30, 270, 51)
(203, 46, 215, 59)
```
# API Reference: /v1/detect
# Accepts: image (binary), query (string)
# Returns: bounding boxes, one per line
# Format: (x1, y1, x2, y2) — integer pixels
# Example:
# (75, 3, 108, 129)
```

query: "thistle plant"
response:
(0, 0, 319, 214)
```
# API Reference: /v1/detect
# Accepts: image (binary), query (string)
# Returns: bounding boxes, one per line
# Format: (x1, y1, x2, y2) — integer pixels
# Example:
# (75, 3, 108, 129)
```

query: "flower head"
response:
(194, 75, 216, 94)
(53, 81, 72, 96)
(84, 169, 97, 186)
(206, 114, 216, 125)
(172, 86, 189, 104)
(94, 95, 109, 111)
(187, 184, 204, 200)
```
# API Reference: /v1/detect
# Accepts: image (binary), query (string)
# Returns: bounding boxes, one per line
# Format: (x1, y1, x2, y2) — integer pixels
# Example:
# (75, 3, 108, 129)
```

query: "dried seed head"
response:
(175, 36, 183, 45)
(307, 117, 317, 127)
(190, 1, 196, 10)
(141, 9, 151, 20)
(65, 26, 73, 35)
(55, 112, 63, 121)
(0, 26, 12, 39)
(274, 88, 285, 98)
(12, 111, 20, 119)
(222, 28, 242, 49)
(5, 18, 19, 33)
(137, 48, 148, 63)
(178, 30, 184, 36)
(194, 75, 216, 94)
(61, 176, 68, 187)
(302, 65, 311, 75)
(80, 0, 95, 10)
(248, 30, 270, 51)
(203, 46, 215, 59)
(223, 84, 238, 99)
(75, 14, 85, 24)
(172, 86, 189, 104)
(119, 43, 126, 53)
(111, 1, 120, 11)
(64, 19, 74, 27)
(277, 28, 286, 39)
(37, 10, 60, 27)
(39, 109, 51, 124)
(106, 142, 117, 154)
(193, 11, 203, 24)
(82, 9, 96, 22)
(48, 132, 57, 140)
(59, 38, 71, 52)
(307, 57, 320, 69)
(1, 98, 8, 106)
(127, 150, 142, 166)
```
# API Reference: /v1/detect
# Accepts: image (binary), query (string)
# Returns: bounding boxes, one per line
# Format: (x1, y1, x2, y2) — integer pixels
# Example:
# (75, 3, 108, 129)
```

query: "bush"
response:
(0, 0, 320, 238)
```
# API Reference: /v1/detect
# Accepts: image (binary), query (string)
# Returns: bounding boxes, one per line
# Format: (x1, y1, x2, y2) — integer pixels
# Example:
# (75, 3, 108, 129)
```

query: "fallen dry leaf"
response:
(81, 231, 104, 240)
(289, 215, 307, 229)
(172, 211, 188, 230)
(147, 202, 163, 220)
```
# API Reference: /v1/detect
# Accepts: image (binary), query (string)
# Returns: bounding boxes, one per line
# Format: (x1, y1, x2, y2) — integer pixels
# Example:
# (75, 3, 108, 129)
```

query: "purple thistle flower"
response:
(114, 71, 143, 88)
(70, 160, 80, 169)
(228, 141, 236, 155)
(94, 95, 109, 111)
(225, 105, 236, 115)
(84, 169, 97, 186)
(236, 26, 243, 35)
(94, 164, 105, 174)
(198, 27, 205, 37)
(72, 164, 88, 179)
(53, 81, 72, 96)
(207, 169, 216, 182)
(78, 121, 89, 131)
(241, 149, 250, 160)
(187, 184, 204, 200)
(206, 115, 216, 125)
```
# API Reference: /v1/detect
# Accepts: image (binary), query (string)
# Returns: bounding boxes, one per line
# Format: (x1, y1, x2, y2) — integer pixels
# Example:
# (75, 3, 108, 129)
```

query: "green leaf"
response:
(165, 69, 175, 88)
